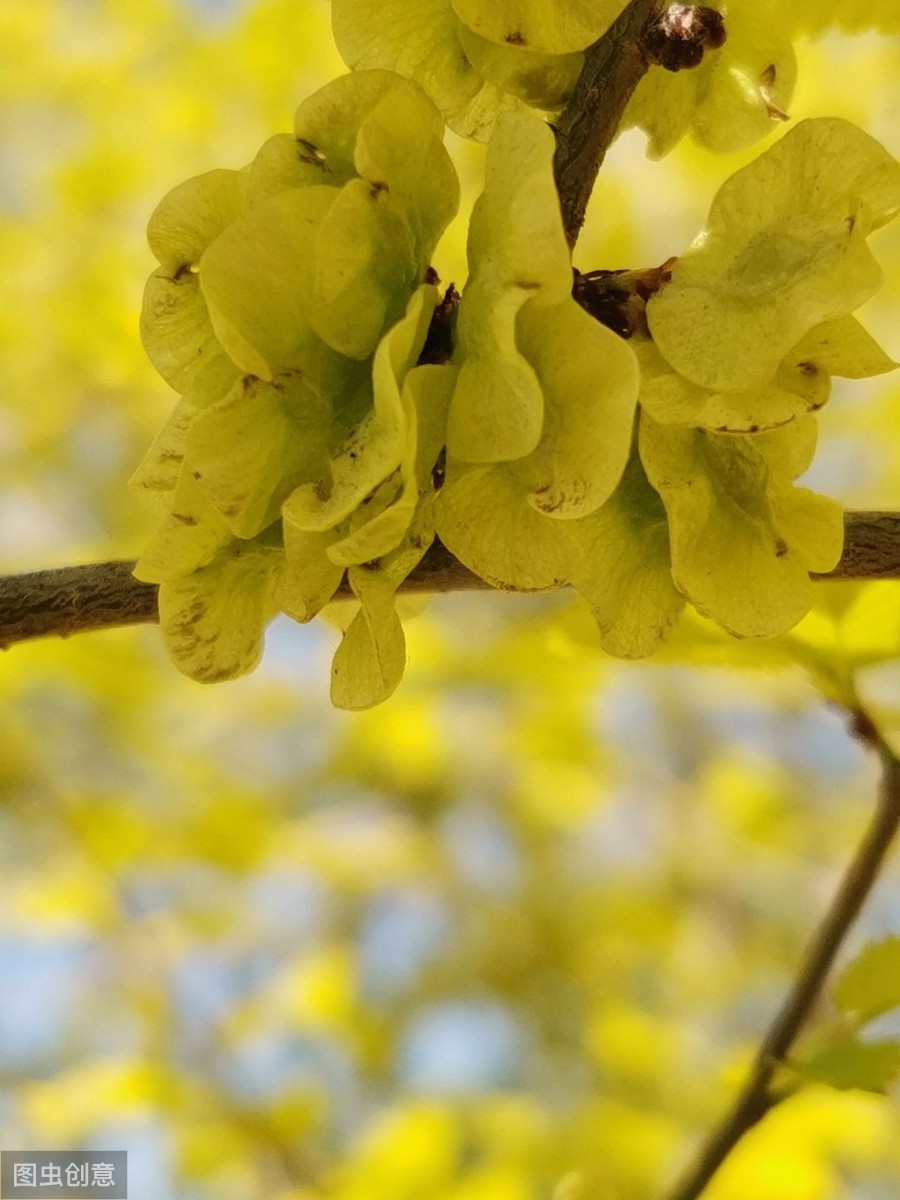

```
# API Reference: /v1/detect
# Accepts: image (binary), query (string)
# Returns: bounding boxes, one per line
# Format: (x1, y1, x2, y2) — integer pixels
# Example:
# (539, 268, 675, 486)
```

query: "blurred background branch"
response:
(667, 709, 900, 1200)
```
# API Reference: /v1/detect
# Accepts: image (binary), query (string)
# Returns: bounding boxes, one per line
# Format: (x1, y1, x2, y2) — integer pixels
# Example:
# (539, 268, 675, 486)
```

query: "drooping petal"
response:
(515, 298, 638, 518)
(639, 412, 843, 637)
(158, 540, 282, 683)
(571, 452, 684, 657)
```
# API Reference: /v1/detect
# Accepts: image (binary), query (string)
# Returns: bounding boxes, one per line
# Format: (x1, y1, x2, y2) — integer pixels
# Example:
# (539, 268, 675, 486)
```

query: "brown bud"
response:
(644, 5, 727, 73)
(572, 263, 674, 341)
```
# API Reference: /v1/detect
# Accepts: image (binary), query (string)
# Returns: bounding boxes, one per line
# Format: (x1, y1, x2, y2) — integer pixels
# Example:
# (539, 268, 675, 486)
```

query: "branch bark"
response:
(0, 561, 159, 649)
(1, 511, 900, 650)
(553, 0, 664, 247)
(666, 715, 900, 1200)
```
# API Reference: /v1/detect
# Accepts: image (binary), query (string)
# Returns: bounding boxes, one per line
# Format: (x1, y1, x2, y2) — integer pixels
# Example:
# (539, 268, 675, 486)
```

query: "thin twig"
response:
(1, 511, 900, 650)
(553, 0, 664, 247)
(666, 717, 900, 1200)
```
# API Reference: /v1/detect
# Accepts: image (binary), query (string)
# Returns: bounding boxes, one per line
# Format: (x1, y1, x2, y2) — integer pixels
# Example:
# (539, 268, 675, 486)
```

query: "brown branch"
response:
(816, 511, 900, 579)
(0, 543, 486, 650)
(1, 511, 900, 650)
(666, 720, 900, 1200)
(553, 0, 665, 247)
(0, 561, 159, 649)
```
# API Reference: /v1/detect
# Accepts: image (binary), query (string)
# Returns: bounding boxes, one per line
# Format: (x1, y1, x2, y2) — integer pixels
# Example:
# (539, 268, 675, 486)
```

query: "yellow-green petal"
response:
(293, 70, 417, 182)
(129, 398, 198, 514)
(199, 185, 339, 381)
(466, 111, 571, 304)
(635, 338, 830, 433)
(275, 525, 345, 622)
(690, 3, 797, 155)
(450, 0, 626, 55)
(790, 316, 898, 379)
(515, 298, 638, 517)
(311, 178, 419, 359)
(435, 459, 576, 590)
(571, 452, 684, 657)
(133, 471, 233, 584)
(648, 118, 900, 391)
(140, 269, 239, 400)
(285, 284, 437, 533)
(328, 364, 454, 566)
(447, 110, 573, 461)
(447, 283, 544, 462)
(354, 78, 460, 265)
(639, 413, 843, 638)
(246, 133, 335, 207)
(186, 372, 336, 539)
(331, 0, 536, 141)
(158, 541, 282, 683)
(455, 24, 582, 111)
(330, 569, 407, 709)
(625, 1, 796, 159)
(147, 168, 248, 275)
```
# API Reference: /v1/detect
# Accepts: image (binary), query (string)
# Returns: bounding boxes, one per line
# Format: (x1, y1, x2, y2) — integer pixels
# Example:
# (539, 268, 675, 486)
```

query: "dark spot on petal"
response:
(172, 512, 200, 526)
(760, 64, 789, 120)
(370, 180, 389, 200)
(505, 30, 526, 45)
(296, 137, 327, 168)
(431, 447, 446, 490)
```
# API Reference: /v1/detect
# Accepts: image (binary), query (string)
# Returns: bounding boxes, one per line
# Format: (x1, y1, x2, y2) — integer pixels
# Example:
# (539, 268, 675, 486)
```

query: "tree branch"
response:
(1, 511, 899, 650)
(665, 714, 900, 1200)
(0, 561, 159, 649)
(815, 511, 900, 579)
(553, 0, 664, 247)
(0, 543, 485, 650)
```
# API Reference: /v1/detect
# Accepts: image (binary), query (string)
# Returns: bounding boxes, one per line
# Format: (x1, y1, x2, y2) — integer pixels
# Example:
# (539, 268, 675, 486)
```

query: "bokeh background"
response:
(2, 2, 900, 1197)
